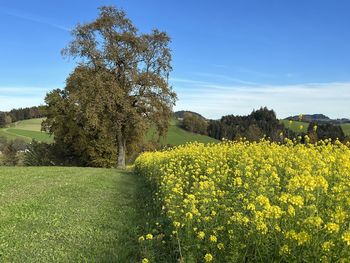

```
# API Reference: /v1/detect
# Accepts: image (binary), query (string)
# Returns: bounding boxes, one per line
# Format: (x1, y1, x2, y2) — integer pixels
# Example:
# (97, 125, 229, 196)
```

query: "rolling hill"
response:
(147, 118, 218, 145)
(0, 118, 53, 143)
(280, 120, 309, 133)
(1, 118, 218, 145)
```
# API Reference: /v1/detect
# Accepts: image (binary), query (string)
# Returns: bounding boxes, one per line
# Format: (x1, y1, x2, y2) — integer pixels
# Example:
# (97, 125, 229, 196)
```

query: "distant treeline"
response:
(0, 106, 46, 127)
(307, 122, 346, 142)
(179, 107, 348, 142)
(207, 107, 289, 141)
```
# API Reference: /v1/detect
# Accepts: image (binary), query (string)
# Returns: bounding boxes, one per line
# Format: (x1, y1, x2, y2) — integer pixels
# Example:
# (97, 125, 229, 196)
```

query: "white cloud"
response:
(193, 72, 260, 85)
(173, 81, 350, 119)
(0, 96, 45, 111)
(0, 86, 51, 111)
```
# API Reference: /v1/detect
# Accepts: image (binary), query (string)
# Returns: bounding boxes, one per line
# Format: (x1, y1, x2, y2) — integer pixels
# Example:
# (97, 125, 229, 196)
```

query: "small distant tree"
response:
(43, 6, 176, 168)
(182, 113, 208, 135)
(0, 113, 6, 128)
(12, 139, 28, 152)
(0, 136, 7, 151)
(2, 142, 19, 166)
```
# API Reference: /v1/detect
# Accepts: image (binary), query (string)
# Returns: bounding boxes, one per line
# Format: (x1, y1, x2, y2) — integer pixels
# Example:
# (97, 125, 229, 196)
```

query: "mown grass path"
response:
(0, 167, 146, 262)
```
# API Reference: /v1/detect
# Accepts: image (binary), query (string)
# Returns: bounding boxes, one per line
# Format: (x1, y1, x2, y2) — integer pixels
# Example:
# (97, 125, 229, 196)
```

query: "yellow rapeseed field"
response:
(135, 139, 350, 262)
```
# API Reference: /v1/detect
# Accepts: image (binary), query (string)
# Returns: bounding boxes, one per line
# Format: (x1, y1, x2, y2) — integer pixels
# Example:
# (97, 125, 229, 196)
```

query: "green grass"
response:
(0, 118, 52, 143)
(342, 123, 350, 136)
(147, 118, 219, 145)
(280, 120, 309, 133)
(12, 118, 46, 131)
(0, 167, 151, 262)
(5, 128, 53, 143)
(281, 120, 350, 136)
(2, 117, 218, 145)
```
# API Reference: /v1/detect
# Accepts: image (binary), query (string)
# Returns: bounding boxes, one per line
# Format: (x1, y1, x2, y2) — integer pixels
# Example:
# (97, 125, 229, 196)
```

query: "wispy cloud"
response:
(194, 72, 260, 85)
(2, 9, 70, 32)
(0, 86, 51, 110)
(236, 68, 277, 79)
(173, 80, 350, 120)
(169, 77, 211, 85)
(0, 95, 45, 111)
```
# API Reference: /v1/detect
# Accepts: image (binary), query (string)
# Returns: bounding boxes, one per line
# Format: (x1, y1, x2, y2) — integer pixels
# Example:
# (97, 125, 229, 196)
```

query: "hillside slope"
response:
(0, 118, 53, 143)
(1, 118, 218, 145)
(147, 119, 218, 145)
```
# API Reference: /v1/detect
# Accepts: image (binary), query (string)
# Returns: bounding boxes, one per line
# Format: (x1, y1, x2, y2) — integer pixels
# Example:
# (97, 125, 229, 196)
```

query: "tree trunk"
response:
(117, 133, 126, 169)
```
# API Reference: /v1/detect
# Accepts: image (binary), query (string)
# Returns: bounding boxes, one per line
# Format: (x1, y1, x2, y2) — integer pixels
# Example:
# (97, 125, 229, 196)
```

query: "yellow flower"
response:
(138, 236, 145, 242)
(288, 205, 295, 217)
(185, 212, 193, 220)
(197, 231, 205, 240)
(142, 258, 149, 263)
(322, 241, 334, 252)
(325, 222, 340, 233)
(173, 221, 181, 228)
(204, 253, 213, 262)
(135, 139, 350, 262)
(209, 235, 217, 243)
(145, 234, 153, 240)
(296, 231, 310, 246)
(279, 245, 290, 255)
(342, 232, 350, 246)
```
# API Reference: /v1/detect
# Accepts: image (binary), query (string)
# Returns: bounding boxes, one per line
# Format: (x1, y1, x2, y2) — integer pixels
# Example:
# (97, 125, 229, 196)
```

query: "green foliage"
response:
(181, 112, 208, 135)
(0, 113, 6, 128)
(342, 123, 350, 136)
(307, 122, 345, 141)
(44, 6, 176, 168)
(24, 140, 84, 167)
(0, 167, 154, 262)
(8, 106, 46, 122)
(23, 141, 55, 166)
(0, 136, 7, 151)
(2, 141, 19, 166)
(208, 107, 287, 141)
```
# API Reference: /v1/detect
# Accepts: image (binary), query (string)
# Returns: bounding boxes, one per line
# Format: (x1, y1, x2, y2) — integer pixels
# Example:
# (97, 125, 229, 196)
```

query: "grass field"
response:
(342, 123, 350, 136)
(281, 119, 350, 136)
(0, 118, 53, 143)
(280, 119, 309, 133)
(148, 119, 218, 145)
(1, 118, 217, 145)
(0, 167, 152, 262)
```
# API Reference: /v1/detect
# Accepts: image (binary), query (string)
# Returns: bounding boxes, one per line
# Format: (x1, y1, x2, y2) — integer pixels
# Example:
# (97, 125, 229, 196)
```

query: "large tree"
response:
(43, 6, 176, 168)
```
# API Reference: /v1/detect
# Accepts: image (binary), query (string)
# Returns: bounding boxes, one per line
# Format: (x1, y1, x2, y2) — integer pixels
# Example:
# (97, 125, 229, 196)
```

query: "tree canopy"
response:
(43, 6, 176, 168)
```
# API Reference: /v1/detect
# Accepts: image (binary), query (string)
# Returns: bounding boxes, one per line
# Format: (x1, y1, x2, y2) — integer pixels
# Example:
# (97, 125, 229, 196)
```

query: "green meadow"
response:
(0, 167, 151, 262)
(0, 118, 53, 143)
(280, 119, 309, 133)
(1, 118, 217, 146)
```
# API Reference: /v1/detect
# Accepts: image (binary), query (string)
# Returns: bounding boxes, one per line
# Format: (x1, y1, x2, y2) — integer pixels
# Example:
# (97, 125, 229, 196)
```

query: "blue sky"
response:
(0, 0, 349, 119)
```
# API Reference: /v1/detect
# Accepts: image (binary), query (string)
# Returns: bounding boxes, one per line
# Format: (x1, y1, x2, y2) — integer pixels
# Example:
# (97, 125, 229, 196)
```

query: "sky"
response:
(0, 0, 349, 119)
